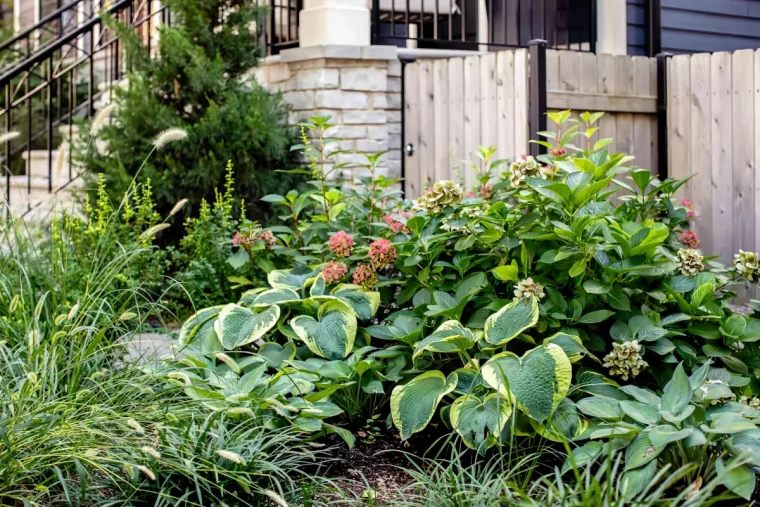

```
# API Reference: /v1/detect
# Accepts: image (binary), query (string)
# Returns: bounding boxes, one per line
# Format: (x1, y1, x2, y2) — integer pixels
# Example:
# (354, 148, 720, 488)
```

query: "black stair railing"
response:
(0, 0, 169, 215)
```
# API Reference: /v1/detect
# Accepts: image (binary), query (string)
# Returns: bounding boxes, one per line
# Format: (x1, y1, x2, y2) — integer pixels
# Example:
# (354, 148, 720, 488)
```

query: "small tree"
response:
(81, 0, 298, 240)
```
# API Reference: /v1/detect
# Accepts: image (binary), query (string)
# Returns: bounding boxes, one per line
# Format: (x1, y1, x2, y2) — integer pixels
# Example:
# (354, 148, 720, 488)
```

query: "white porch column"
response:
(596, 0, 627, 55)
(299, 0, 371, 47)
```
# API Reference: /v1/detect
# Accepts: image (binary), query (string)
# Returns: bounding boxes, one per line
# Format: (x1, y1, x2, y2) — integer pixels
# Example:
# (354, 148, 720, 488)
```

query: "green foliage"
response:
(80, 0, 298, 240)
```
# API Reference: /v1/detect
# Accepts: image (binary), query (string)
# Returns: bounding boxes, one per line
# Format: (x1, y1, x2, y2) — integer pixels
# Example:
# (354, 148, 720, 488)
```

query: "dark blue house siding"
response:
(627, 0, 760, 56)
(627, 0, 647, 56)
(662, 0, 760, 54)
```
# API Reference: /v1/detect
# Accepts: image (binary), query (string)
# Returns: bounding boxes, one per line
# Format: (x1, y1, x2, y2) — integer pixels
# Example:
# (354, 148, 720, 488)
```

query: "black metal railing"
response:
(0, 0, 169, 214)
(371, 0, 596, 51)
(258, 0, 300, 54)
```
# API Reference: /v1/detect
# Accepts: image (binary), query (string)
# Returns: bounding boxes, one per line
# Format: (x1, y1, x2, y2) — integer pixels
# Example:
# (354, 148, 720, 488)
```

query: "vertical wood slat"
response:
(577, 52, 598, 148)
(496, 50, 515, 160)
(668, 55, 691, 202)
(514, 48, 529, 155)
(480, 52, 497, 152)
(614, 55, 635, 156)
(596, 53, 617, 149)
(418, 60, 435, 194)
(404, 62, 420, 197)
(688, 52, 713, 258)
(632, 56, 653, 171)
(463, 55, 481, 188)
(448, 57, 465, 182)
(433, 59, 449, 182)
(710, 52, 734, 269)
(755, 50, 760, 282)
(731, 50, 756, 300)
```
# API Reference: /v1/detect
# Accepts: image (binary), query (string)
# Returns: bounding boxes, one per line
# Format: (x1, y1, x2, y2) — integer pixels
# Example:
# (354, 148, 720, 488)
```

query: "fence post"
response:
(528, 39, 547, 158)
(656, 52, 672, 178)
(371, 0, 380, 45)
(646, 0, 662, 57)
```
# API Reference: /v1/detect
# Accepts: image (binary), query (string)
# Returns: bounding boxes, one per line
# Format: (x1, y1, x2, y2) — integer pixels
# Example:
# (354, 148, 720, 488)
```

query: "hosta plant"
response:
(570, 361, 760, 500)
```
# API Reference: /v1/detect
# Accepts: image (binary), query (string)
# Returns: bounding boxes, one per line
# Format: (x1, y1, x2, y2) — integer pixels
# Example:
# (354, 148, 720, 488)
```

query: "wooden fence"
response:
(403, 49, 530, 198)
(546, 50, 658, 174)
(667, 50, 760, 300)
(403, 48, 658, 198)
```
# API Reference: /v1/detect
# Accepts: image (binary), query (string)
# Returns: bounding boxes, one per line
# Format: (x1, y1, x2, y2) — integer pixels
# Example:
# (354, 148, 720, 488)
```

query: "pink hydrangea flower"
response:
(353, 264, 378, 288)
(383, 213, 411, 234)
(329, 231, 354, 258)
(466, 191, 476, 198)
(257, 230, 276, 250)
(687, 210, 696, 218)
(480, 185, 493, 199)
(323, 261, 348, 283)
(369, 238, 397, 270)
(680, 230, 700, 249)
(682, 199, 692, 208)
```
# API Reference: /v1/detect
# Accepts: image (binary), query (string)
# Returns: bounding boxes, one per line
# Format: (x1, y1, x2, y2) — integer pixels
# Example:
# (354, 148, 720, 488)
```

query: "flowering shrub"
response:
(171, 111, 760, 501)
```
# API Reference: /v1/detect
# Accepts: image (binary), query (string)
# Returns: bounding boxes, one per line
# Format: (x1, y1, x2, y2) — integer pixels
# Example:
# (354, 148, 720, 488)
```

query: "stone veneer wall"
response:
(253, 45, 402, 180)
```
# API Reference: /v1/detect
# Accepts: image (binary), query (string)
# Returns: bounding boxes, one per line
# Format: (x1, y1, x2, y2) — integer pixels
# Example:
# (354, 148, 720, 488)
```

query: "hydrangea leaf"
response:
(450, 393, 511, 453)
(214, 304, 280, 350)
(484, 297, 539, 346)
(413, 320, 476, 360)
(291, 300, 357, 360)
(481, 344, 571, 422)
(391, 370, 458, 440)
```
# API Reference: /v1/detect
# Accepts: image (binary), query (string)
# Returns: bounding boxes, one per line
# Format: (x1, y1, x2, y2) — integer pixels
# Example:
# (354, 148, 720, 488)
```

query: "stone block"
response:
(340, 68, 388, 92)
(367, 125, 389, 140)
(343, 110, 387, 124)
(325, 125, 368, 139)
(283, 90, 315, 110)
(296, 68, 340, 90)
(388, 123, 402, 135)
(387, 76, 402, 92)
(387, 110, 401, 123)
(315, 90, 369, 109)
(356, 139, 389, 152)
(388, 60, 402, 77)
(371, 93, 388, 109)
(387, 93, 402, 109)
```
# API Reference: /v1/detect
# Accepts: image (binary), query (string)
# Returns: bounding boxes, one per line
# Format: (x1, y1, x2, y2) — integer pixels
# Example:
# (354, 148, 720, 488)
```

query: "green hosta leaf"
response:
(291, 300, 357, 360)
(391, 371, 458, 440)
(178, 305, 224, 347)
(530, 398, 586, 442)
(577, 397, 623, 420)
(649, 424, 693, 449)
(716, 458, 755, 500)
(625, 433, 663, 470)
(561, 441, 603, 474)
(481, 344, 571, 422)
(705, 416, 758, 435)
(258, 342, 297, 369)
(621, 460, 657, 499)
(214, 304, 280, 350)
(660, 363, 692, 417)
(268, 267, 319, 290)
(450, 394, 511, 452)
(413, 320, 476, 360)
(332, 285, 381, 320)
(726, 433, 760, 467)
(621, 385, 661, 406)
(324, 423, 356, 448)
(619, 400, 660, 425)
(484, 297, 539, 346)
(241, 288, 301, 308)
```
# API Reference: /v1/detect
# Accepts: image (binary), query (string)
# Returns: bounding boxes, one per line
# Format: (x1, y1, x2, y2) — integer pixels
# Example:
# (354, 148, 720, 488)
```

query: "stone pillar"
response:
(596, 0, 628, 55)
(299, 0, 371, 47)
(254, 46, 402, 180)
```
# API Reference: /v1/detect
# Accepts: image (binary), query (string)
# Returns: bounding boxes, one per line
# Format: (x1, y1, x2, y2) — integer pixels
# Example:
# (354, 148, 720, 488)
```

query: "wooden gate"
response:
(403, 49, 530, 198)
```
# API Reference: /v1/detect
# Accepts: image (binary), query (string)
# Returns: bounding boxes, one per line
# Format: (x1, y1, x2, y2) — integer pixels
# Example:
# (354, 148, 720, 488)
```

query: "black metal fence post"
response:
(647, 0, 662, 57)
(656, 52, 672, 178)
(371, 0, 380, 45)
(528, 39, 547, 158)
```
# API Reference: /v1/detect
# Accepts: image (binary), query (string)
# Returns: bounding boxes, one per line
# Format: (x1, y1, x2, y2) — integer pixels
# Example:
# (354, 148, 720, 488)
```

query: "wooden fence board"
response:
(668, 55, 691, 201)
(688, 52, 713, 257)
(448, 57, 465, 184)
(633, 56, 654, 171)
(496, 50, 515, 160)
(418, 60, 435, 192)
(463, 55, 481, 188)
(480, 52, 498, 152)
(433, 59, 449, 182)
(404, 62, 420, 197)
(514, 48, 529, 157)
(710, 52, 734, 267)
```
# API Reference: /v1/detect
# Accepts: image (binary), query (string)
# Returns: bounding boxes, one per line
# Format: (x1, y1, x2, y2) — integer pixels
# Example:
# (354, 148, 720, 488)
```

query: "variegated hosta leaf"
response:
(310, 273, 326, 297)
(178, 305, 224, 347)
(268, 267, 319, 290)
(291, 300, 357, 360)
(391, 370, 458, 441)
(332, 285, 380, 320)
(544, 332, 588, 363)
(530, 398, 587, 442)
(450, 393, 511, 452)
(484, 297, 539, 346)
(413, 320, 476, 360)
(214, 304, 281, 350)
(481, 344, 571, 422)
(240, 287, 301, 308)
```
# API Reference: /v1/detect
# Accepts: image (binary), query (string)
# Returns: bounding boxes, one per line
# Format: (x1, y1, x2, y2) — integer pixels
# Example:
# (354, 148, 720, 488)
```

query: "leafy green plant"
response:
(571, 361, 760, 500)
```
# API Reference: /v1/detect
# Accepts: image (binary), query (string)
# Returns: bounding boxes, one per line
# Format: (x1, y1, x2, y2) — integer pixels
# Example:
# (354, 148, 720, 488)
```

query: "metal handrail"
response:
(0, 0, 90, 53)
